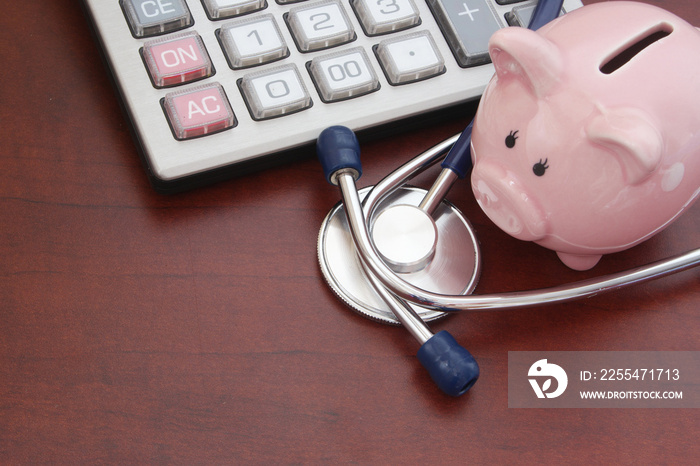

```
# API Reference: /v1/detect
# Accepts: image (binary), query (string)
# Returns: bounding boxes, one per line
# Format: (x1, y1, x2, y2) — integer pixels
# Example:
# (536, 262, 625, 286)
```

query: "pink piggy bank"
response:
(471, 1, 700, 270)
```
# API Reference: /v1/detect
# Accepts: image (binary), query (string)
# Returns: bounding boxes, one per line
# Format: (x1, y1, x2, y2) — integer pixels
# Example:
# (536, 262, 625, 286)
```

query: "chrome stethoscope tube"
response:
(339, 135, 700, 314)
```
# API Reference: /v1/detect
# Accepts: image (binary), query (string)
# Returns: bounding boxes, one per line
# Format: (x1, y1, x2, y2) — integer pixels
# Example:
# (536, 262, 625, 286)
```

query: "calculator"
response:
(82, 0, 583, 193)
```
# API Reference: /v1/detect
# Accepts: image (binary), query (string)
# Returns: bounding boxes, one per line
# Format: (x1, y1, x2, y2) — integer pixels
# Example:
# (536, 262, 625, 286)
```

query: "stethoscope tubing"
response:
(322, 124, 699, 398)
(339, 134, 700, 314)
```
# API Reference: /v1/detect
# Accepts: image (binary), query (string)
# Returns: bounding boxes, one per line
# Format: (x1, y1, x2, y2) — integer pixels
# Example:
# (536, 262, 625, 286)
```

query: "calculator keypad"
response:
(83, 0, 581, 189)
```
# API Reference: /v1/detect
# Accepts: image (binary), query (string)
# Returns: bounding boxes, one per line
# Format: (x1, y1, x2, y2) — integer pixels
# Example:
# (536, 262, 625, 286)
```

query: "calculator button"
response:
(163, 83, 236, 139)
(219, 15, 289, 69)
(120, 0, 193, 38)
(351, 0, 421, 36)
(375, 31, 445, 85)
(202, 0, 267, 20)
(309, 47, 380, 102)
(239, 64, 313, 120)
(143, 32, 213, 87)
(426, 0, 503, 67)
(505, 4, 565, 27)
(286, 0, 356, 53)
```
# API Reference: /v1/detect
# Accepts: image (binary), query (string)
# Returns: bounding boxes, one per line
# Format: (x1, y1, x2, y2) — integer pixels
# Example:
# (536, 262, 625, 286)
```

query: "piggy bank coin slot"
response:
(600, 26, 672, 75)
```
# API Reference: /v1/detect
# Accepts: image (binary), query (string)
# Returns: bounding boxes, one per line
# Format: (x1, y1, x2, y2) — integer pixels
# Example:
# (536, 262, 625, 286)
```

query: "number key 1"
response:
(218, 15, 289, 69)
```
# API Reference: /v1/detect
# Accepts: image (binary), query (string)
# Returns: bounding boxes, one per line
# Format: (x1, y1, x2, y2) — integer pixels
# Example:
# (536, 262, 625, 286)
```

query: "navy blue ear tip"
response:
(316, 126, 363, 185)
(417, 330, 480, 397)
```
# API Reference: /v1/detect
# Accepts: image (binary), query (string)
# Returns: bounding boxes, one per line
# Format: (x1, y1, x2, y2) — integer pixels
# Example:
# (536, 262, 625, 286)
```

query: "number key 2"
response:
(286, 0, 356, 52)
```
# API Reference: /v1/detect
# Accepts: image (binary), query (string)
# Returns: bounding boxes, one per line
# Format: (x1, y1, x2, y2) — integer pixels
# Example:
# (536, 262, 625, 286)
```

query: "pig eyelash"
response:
(505, 130, 519, 148)
(533, 158, 549, 177)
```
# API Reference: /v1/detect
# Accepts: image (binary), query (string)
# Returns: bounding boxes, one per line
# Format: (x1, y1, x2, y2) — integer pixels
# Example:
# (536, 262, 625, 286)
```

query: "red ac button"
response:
(163, 83, 236, 139)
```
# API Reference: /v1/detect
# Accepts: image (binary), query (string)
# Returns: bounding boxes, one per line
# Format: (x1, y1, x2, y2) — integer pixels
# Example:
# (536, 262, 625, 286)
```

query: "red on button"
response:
(163, 83, 236, 139)
(143, 32, 213, 87)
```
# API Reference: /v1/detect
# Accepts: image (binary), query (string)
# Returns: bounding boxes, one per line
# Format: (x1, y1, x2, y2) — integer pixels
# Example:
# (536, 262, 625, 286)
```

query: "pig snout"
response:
(471, 161, 548, 242)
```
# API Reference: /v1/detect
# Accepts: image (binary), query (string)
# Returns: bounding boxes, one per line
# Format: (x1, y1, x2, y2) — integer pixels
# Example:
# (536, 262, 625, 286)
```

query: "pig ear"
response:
(489, 27, 563, 97)
(586, 108, 664, 185)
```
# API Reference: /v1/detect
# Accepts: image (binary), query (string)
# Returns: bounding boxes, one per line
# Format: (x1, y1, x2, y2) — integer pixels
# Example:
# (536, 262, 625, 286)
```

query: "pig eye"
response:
(533, 158, 549, 176)
(505, 130, 519, 148)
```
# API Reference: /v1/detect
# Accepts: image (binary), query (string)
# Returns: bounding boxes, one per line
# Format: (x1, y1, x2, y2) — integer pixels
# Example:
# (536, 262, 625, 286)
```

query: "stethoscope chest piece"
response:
(318, 185, 481, 325)
(372, 203, 438, 274)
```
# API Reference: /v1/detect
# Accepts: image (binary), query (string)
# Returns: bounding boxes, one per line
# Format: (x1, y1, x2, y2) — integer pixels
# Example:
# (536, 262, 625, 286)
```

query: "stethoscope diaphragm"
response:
(317, 185, 481, 325)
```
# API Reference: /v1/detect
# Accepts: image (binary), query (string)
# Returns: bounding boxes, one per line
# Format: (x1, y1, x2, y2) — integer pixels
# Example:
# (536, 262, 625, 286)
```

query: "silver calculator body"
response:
(82, 0, 584, 192)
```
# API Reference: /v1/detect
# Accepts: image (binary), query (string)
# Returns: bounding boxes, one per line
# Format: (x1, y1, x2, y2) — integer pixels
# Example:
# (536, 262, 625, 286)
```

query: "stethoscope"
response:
(315, 0, 700, 396)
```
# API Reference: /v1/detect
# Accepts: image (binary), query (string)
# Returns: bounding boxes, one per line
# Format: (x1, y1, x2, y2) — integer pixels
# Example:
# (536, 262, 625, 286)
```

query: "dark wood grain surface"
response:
(1, 0, 698, 463)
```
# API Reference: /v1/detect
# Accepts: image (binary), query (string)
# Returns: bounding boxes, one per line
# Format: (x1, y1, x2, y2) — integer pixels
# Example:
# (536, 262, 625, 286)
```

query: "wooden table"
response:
(2, 0, 698, 462)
